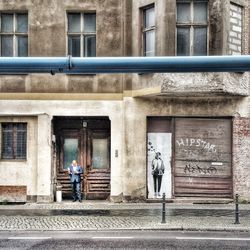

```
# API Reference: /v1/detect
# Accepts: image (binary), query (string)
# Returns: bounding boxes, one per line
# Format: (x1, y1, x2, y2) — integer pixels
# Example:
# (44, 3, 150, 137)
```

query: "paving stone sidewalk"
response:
(0, 202, 250, 232)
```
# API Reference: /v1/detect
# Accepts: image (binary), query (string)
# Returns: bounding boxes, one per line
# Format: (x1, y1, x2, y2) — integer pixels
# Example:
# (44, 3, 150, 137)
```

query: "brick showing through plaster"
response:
(0, 185, 27, 202)
(229, 3, 243, 55)
(233, 118, 250, 200)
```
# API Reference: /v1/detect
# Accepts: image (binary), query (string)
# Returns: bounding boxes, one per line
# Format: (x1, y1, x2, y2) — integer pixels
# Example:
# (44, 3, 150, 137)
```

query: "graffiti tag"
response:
(184, 163, 217, 175)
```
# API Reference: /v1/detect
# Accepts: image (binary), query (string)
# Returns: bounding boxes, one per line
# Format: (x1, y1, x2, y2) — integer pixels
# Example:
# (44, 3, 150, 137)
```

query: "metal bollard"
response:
(234, 193, 240, 224)
(161, 193, 166, 224)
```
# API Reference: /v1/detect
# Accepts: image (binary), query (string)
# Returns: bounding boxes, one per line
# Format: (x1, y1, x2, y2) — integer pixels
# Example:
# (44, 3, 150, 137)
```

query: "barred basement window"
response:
(0, 13, 28, 57)
(1, 123, 27, 160)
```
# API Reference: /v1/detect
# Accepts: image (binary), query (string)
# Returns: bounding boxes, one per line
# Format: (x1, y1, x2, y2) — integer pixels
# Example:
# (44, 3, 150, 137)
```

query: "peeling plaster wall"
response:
(133, 72, 249, 96)
(0, 0, 124, 94)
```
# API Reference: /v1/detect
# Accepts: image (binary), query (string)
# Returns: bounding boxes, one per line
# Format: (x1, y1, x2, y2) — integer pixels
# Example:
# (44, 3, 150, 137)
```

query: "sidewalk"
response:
(0, 201, 250, 232)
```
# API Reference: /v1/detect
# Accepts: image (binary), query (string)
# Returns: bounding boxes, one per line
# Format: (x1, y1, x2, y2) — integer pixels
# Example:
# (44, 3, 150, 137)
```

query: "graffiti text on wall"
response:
(184, 163, 217, 175)
(176, 138, 217, 153)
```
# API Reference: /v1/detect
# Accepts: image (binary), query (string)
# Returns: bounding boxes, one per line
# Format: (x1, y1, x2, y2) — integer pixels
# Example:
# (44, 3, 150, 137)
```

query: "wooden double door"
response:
(54, 117, 111, 200)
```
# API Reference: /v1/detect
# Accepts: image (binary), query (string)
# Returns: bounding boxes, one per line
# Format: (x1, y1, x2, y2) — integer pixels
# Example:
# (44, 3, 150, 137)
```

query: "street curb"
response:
(0, 227, 249, 232)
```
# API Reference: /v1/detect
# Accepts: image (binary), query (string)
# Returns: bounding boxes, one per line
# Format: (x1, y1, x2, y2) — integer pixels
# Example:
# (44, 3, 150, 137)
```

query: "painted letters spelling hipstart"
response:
(176, 138, 217, 153)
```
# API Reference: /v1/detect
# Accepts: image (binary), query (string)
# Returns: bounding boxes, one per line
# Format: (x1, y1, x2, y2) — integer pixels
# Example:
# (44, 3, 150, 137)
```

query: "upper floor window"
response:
(142, 5, 155, 56)
(0, 13, 28, 57)
(176, 0, 208, 56)
(1, 123, 27, 160)
(67, 13, 96, 57)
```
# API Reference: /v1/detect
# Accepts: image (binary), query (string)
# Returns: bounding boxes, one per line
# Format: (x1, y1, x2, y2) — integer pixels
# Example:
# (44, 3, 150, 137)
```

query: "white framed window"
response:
(67, 13, 96, 57)
(176, 0, 208, 56)
(0, 13, 28, 57)
(142, 5, 155, 56)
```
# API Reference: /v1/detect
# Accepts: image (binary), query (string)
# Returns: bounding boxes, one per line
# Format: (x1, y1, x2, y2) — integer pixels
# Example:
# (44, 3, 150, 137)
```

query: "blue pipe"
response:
(0, 56, 249, 74)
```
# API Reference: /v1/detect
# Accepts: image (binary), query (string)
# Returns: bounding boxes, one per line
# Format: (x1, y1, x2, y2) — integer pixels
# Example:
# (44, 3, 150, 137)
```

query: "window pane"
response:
(17, 36, 28, 56)
(63, 138, 78, 170)
(84, 13, 96, 32)
(1, 36, 13, 56)
(144, 30, 155, 56)
(92, 138, 109, 169)
(1, 14, 13, 32)
(16, 14, 28, 33)
(193, 27, 207, 56)
(68, 36, 80, 57)
(194, 2, 207, 23)
(2, 124, 13, 159)
(84, 35, 96, 57)
(177, 27, 190, 56)
(177, 3, 191, 23)
(16, 124, 27, 159)
(144, 7, 155, 28)
(68, 13, 80, 33)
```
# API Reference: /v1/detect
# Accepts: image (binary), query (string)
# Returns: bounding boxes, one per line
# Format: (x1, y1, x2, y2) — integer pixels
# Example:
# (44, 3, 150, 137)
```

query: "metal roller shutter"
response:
(174, 118, 232, 198)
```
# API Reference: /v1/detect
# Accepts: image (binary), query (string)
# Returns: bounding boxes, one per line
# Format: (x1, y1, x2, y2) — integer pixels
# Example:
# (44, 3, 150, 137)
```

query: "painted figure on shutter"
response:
(147, 134, 172, 199)
(151, 152, 165, 198)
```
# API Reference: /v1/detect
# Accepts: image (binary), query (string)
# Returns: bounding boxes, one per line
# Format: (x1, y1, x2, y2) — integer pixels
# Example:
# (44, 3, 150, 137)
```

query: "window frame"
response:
(176, 0, 209, 56)
(0, 12, 28, 57)
(91, 130, 110, 171)
(67, 12, 96, 57)
(1, 123, 27, 160)
(141, 4, 155, 57)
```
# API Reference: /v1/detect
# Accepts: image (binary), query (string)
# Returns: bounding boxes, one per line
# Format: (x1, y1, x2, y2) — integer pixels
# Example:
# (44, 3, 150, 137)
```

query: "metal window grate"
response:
(2, 123, 27, 159)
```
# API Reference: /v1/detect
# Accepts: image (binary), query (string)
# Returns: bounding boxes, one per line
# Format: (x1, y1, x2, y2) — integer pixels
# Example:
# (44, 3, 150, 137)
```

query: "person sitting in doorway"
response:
(68, 160, 83, 202)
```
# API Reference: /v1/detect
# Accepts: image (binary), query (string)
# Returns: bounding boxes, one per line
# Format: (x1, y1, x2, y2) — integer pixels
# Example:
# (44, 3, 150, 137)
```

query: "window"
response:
(92, 132, 110, 169)
(1, 123, 27, 160)
(67, 13, 96, 57)
(176, 0, 208, 56)
(142, 5, 155, 56)
(0, 13, 28, 57)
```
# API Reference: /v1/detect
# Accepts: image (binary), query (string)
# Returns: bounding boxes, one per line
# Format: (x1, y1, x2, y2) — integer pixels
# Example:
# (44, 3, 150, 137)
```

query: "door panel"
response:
(57, 130, 82, 197)
(147, 117, 172, 199)
(85, 130, 110, 200)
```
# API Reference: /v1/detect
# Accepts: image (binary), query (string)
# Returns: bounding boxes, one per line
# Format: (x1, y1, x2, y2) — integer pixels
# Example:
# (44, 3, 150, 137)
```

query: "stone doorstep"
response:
(0, 198, 234, 207)
(173, 198, 234, 204)
(146, 198, 233, 204)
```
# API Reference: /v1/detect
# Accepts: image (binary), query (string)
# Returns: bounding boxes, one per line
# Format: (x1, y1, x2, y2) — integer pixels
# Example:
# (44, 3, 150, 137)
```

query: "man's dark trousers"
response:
(71, 180, 81, 201)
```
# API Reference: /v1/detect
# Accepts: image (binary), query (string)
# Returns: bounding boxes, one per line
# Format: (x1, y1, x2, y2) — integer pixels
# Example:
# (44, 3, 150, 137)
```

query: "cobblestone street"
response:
(0, 202, 250, 231)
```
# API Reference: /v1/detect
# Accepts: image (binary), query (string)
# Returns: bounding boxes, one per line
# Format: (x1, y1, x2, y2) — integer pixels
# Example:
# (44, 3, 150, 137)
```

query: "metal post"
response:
(161, 193, 166, 224)
(234, 193, 240, 224)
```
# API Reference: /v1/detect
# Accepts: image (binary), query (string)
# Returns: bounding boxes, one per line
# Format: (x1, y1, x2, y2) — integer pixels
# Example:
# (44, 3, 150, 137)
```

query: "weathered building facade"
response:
(0, 0, 249, 203)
